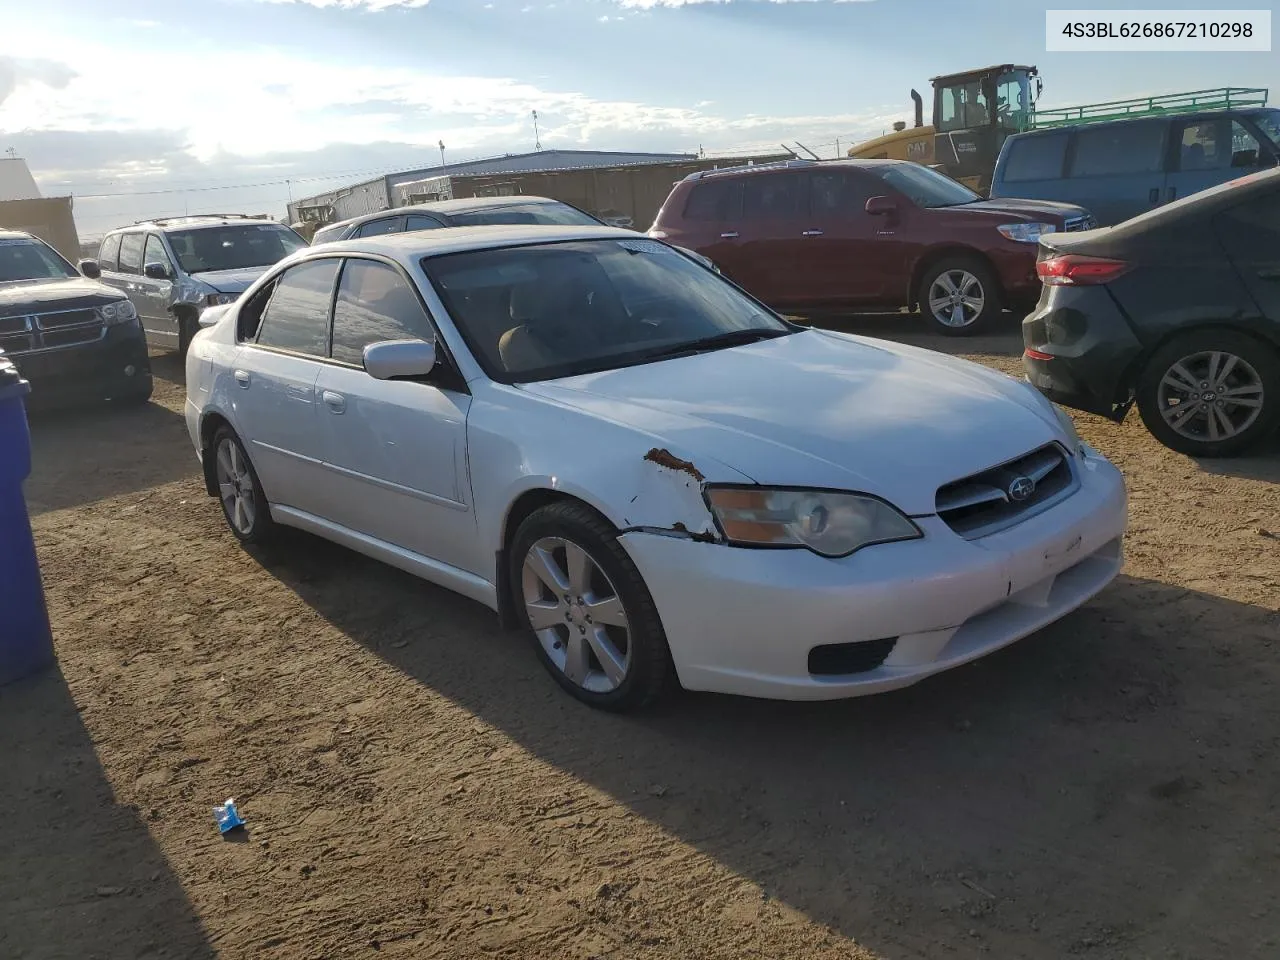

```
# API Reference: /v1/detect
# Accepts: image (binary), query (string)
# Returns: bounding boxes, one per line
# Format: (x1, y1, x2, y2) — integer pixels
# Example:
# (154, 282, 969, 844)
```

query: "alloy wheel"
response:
(928, 270, 985, 328)
(1156, 350, 1265, 443)
(521, 537, 632, 694)
(215, 438, 257, 536)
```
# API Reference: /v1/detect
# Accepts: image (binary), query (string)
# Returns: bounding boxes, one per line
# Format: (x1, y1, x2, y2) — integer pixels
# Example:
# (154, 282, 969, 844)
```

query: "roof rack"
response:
(1031, 86, 1269, 129)
(132, 213, 274, 227)
(684, 158, 817, 182)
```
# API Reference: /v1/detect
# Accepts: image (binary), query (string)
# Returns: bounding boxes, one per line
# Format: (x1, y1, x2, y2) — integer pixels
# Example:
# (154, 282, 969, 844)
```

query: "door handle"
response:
(1149, 187, 1160, 204)
(1167, 186, 1177, 202)
(801, 229, 824, 237)
(233, 369, 250, 388)
(719, 231, 739, 239)
(321, 390, 346, 414)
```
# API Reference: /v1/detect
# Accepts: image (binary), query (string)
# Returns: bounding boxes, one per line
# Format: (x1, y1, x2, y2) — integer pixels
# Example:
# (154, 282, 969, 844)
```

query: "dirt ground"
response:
(3, 315, 1279, 960)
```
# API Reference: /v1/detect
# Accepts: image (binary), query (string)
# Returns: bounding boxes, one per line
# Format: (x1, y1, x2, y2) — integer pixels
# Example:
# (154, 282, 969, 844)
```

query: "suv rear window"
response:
(1001, 133, 1068, 182)
(682, 180, 738, 221)
(1069, 121, 1167, 177)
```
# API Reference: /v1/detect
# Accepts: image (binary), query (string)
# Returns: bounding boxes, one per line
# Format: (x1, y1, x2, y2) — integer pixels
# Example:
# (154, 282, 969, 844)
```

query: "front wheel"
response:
(918, 257, 1003, 336)
(509, 501, 675, 711)
(177, 312, 198, 357)
(1136, 330, 1280, 458)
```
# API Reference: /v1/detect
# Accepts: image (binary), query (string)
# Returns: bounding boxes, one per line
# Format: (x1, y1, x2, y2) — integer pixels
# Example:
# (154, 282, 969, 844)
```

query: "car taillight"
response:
(1036, 254, 1130, 286)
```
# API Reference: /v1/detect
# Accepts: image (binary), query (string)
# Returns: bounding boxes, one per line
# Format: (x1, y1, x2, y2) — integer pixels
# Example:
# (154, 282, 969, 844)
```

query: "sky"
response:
(1, 0, 1276, 238)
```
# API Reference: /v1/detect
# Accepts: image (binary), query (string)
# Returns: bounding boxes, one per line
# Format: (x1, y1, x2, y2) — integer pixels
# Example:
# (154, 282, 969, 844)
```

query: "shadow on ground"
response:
(0, 668, 214, 960)
(256, 530, 1280, 959)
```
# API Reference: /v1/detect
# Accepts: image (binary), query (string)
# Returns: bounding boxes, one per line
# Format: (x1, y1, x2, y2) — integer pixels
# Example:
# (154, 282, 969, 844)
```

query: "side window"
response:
(742, 173, 805, 220)
(1002, 133, 1069, 182)
(938, 83, 989, 133)
(255, 259, 340, 357)
(98, 234, 121, 272)
(118, 233, 144, 274)
(1176, 120, 1226, 171)
(682, 180, 739, 221)
(405, 215, 444, 231)
(355, 217, 402, 238)
(331, 259, 434, 366)
(143, 234, 173, 272)
(1069, 121, 1167, 177)
(810, 171, 873, 215)
(1230, 120, 1263, 168)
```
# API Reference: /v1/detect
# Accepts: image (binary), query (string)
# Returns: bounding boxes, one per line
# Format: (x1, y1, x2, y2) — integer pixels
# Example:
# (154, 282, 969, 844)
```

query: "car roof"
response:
(113, 216, 286, 234)
(681, 157, 909, 184)
(0, 229, 36, 242)
(1009, 107, 1257, 140)
(319, 195, 570, 234)
(301, 223, 639, 261)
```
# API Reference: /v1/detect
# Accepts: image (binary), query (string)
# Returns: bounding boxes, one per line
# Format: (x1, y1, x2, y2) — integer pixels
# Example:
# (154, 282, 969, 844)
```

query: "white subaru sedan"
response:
(186, 225, 1128, 711)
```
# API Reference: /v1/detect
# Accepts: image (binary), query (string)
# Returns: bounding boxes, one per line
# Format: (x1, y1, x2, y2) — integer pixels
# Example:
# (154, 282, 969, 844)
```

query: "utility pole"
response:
(835, 137, 841, 158)
(438, 141, 450, 199)
(532, 110, 542, 151)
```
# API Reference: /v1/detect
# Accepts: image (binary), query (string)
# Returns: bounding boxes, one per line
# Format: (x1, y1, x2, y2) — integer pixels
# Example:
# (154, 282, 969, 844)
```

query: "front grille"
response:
(0, 307, 107, 355)
(935, 444, 1078, 539)
(1064, 214, 1097, 232)
(808, 637, 897, 676)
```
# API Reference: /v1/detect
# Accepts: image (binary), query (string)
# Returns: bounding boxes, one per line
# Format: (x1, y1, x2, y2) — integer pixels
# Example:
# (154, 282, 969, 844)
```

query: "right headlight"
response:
(704, 487, 922, 558)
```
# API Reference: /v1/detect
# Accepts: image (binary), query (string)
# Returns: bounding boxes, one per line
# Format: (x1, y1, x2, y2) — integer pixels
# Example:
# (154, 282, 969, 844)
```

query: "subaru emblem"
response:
(1008, 476, 1036, 502)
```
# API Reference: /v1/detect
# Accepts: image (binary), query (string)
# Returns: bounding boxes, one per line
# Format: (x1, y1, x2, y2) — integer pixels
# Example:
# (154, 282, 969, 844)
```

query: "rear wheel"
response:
(212, 426, 276, 544)
(918, 257, 1003, 336)
(1136, 329, 1280, 457)
(509, 501, 674, 711)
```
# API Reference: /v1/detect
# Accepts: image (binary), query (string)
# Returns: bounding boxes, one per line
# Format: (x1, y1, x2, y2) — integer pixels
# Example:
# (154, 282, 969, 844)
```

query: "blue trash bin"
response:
(0, 356, 55, 686)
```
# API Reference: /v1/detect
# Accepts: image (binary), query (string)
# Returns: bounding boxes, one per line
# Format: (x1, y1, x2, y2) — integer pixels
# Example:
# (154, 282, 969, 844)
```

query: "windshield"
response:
(869, 164, 982, 208)
(166, 224, 307, 273)
(448, 203, 602, 227)
(424, 238, 793, 382)
(1250, 109, 1280, 147)
(0, 237, 78, 283)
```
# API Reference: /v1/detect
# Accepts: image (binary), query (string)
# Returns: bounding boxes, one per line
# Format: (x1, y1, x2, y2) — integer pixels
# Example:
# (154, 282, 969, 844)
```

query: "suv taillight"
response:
(1036, 254, 1130, 286)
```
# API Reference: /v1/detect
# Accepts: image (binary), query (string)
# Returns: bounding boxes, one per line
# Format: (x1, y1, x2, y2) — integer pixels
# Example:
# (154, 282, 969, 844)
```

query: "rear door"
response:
(115, 232, 156, 342)
(990, 131, 1071, 203)
(1168, 116, 1273, 205)
(736, 171, 809, 306)
(1064, 120, 1169, 225)
(799, 168, 894, 304)
(96, 234, 124, 293)
(664, 177, 747, 280)
(1215, 190, 1280, 324)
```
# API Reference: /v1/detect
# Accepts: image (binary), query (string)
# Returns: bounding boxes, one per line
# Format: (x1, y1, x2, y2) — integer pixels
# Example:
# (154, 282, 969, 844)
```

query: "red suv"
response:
(649, 158, 1095, 335)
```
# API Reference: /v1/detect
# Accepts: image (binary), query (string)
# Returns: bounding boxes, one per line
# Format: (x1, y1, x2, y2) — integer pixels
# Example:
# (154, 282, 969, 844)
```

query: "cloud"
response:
(0, 56, 76, 107)
(616, 0, 873, 6)
(259, 0, 431, 8)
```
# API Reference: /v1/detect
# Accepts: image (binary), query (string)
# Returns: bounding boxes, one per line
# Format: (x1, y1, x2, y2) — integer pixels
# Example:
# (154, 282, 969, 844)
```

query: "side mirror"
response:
(79, 259, 101, 279)
(143, 261, 171, 280)
(865, 195, 898, 217)
(199, 304, 232, 329)
(364, 339, 437, 380)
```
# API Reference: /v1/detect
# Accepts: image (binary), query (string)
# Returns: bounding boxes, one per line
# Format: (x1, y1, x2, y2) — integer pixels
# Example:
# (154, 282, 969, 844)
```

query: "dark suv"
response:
(649, 158, 1094, 335)
(0, 230, 151, 408)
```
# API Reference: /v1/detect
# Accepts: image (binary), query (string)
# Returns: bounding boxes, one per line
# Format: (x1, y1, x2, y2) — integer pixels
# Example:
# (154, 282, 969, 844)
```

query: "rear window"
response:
(682, 180, 738, 221)
(1069, 122, 1167, 177)
(1001, 133, 1068, 182)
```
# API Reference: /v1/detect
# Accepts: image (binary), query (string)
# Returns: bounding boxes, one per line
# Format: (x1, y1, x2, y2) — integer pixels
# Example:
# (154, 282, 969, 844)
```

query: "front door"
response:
(1168, 117, 1273, 206)
(314, 257, 477, 575)
(1215, 190, 1280, 323)
(231, 257, 340, 514)
(138, 233, 178, 342)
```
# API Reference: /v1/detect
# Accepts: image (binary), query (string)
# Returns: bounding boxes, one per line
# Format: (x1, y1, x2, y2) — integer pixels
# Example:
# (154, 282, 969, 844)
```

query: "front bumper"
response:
(8, 324, 152, 409)
(620, 449, 1127, 700)
(1022, 286, 1144, 420)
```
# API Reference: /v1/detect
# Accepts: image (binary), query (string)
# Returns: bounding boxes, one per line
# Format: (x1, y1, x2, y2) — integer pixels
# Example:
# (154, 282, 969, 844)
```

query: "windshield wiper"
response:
(636, 327, 791, 363)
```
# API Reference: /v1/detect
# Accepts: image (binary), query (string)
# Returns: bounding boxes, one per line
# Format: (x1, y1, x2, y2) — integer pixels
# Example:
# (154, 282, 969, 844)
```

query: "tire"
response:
(1136, 329, 1280, 458)
(509, 500, 675, 711)
(113, 377, 154, 406)
(177, 312, 198, 357)
(918, 256, 1004, 336)
(211, 426, 277, 544)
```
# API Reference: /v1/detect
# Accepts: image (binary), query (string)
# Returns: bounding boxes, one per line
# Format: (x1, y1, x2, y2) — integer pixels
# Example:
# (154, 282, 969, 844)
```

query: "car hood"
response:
(0, 277, 127, 319)
(522, 329, 1066, 516)
(943, 197, 1091, 222)
(189, 266, 271, 293)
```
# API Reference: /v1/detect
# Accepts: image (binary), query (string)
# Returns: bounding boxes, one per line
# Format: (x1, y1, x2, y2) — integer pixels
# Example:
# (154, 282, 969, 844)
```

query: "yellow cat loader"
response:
(848, 64, 1040, 193)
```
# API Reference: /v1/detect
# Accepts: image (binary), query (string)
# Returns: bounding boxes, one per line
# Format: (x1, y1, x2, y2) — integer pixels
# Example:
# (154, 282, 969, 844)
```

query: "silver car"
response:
(91, 215, 307, 355)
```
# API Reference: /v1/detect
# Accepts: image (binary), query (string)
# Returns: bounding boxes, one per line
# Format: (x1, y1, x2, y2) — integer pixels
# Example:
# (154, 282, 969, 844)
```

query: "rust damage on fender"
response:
(643, 447, 706, 482)
(671, 521, 718, 544)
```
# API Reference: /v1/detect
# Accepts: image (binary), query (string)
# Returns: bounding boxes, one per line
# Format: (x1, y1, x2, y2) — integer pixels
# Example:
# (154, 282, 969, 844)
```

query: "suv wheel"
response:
(177, 311, 198, 357)
(918, 257, 1003, 336)
(1136, 329, 1280, 458)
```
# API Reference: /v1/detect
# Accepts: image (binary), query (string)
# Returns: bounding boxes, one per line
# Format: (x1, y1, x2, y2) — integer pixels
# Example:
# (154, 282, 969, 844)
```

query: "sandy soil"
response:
(3, 315, 1279, 960)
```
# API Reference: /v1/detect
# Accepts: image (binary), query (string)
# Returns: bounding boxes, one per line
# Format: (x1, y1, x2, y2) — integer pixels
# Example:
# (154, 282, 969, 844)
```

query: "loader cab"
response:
(932, 64, 1039, 192)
